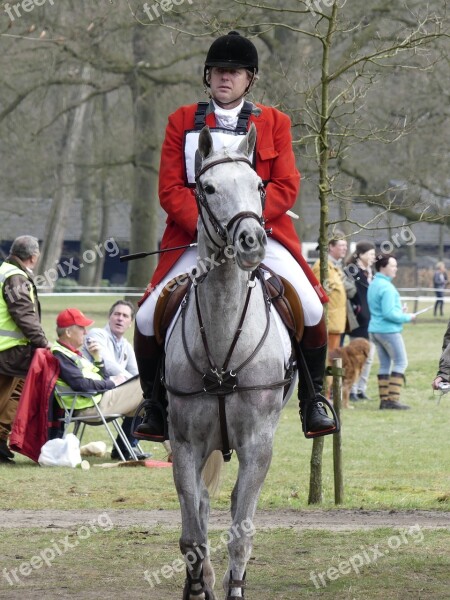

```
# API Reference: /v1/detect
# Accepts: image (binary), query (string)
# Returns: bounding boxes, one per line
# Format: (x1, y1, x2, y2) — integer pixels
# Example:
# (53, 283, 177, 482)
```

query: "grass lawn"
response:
(0, 295, 448, 512)
(0, 527, 449, 599)
(1, 295, 449, 600)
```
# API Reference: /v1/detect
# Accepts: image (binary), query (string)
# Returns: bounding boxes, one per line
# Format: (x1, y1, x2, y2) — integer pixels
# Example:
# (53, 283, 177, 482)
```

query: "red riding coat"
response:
(10, 348, 61, 463)
(140, 102, 327, 304)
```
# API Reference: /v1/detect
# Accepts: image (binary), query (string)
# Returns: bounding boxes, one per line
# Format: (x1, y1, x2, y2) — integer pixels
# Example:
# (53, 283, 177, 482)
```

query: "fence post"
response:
(331, 357, 344, 504)
(414, 288, 419, 314)
(308, 437, 324, 504)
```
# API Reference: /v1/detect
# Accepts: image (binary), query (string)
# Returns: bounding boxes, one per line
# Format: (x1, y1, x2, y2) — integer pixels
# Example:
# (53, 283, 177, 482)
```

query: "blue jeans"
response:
(370, 332, 408, 375)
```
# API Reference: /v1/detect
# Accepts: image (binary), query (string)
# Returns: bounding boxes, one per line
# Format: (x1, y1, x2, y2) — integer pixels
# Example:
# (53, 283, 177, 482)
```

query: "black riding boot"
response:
(298, 343, 338, 438)
(132, 329, 167, 442)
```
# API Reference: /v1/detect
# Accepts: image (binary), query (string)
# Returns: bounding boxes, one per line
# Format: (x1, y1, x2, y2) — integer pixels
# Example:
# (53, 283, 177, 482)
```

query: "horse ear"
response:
(198, 126, 214, 159)
(237, 123, 257, 157)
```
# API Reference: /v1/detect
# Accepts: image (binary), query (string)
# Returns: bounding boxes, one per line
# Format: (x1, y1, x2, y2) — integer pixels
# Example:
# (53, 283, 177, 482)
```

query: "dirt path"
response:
(0, 508, 449, 531)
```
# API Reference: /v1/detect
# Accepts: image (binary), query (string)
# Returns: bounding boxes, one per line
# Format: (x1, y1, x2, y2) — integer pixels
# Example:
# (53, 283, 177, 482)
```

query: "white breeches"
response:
(136, 238, 323, 336)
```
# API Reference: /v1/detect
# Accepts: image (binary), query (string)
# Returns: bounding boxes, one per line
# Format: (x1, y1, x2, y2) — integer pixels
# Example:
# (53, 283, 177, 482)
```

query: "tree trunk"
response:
(38, 66, 91, 288)
(309, 5, 339, 505)
(94, 94, 112, 287)
(78, 173, 100, 286)
(126, 26, 159, 291)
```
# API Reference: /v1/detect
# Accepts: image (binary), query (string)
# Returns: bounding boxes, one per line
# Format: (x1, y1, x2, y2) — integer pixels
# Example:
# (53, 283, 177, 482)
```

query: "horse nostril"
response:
(258, 229, 267, 246)
(238, 232, 256, 251)
(237, 229, 266, 253)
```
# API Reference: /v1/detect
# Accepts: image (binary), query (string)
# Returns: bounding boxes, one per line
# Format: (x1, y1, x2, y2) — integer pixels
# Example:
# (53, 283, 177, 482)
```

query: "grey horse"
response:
(164, 124, 290, 599)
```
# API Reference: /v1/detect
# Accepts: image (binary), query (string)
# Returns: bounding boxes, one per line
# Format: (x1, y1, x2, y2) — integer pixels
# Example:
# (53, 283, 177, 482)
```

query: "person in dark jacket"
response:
(51, 308, 143, 421)
(433, 262, 448, 317)
(432, 318, 450, 389)
(0, 235, 50, 463)
(345, 241, 376, 401)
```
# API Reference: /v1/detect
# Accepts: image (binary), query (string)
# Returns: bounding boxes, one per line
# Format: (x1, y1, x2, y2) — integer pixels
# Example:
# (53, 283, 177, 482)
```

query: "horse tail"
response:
(202, 450, 224, 497)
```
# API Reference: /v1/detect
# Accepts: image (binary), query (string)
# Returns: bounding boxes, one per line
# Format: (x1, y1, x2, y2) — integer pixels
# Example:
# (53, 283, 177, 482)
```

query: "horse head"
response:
(196, 124, 267, 271)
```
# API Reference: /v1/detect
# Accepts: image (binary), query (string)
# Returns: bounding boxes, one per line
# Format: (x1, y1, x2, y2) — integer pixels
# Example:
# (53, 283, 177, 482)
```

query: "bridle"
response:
(163, 154, 290, 462)
(194, 156, 266, 250)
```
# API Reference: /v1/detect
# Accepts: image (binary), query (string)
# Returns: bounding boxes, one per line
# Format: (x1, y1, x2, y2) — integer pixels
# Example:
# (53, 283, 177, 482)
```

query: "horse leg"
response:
(222, 439, 274, 598)
(172, 440, 216, 600)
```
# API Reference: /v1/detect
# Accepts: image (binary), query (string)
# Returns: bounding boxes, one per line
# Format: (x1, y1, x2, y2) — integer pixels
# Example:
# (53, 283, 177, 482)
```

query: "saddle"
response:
(153, 269, 304, 346)
(262, 271, 304, 342)
(154, 277, 191, 346)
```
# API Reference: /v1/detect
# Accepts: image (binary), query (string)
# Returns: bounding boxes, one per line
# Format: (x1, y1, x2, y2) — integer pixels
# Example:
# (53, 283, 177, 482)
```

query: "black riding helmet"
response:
(203, 31, 258, 92)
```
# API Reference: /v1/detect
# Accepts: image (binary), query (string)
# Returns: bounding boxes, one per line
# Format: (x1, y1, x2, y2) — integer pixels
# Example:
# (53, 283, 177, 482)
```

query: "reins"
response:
(163, 267, 292, 397)
(163, 267, 293, 461)
(162, 154, 290, 461)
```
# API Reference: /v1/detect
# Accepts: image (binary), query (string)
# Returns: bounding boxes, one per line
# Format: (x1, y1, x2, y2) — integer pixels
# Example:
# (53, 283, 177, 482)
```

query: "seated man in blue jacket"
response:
(51, 308, 143, 428)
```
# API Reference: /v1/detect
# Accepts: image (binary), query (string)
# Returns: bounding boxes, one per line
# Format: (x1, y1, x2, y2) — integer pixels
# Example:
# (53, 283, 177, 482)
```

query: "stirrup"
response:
(132, 397, 167, 442)
(302, 397, 340, 439)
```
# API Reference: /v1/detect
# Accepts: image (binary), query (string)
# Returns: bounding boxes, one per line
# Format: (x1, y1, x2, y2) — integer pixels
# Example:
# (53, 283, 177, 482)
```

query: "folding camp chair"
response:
(56, 387, 139, 462)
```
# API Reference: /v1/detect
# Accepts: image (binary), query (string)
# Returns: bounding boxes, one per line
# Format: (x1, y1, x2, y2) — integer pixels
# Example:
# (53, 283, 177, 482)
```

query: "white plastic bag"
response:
(38, 433, 82, 468)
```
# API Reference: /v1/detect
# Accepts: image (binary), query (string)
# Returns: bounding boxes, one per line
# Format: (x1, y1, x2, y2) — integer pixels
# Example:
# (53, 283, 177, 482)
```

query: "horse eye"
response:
(204, 184, 215, 195)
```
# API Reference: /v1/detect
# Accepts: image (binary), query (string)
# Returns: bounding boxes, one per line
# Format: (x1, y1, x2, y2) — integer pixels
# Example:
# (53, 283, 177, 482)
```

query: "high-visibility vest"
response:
(51, 341, 104, 410)
(0, 262, 35, 352)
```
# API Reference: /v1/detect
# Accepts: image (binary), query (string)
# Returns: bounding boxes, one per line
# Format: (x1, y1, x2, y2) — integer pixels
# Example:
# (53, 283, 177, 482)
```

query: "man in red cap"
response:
(51, 308, 143, 425)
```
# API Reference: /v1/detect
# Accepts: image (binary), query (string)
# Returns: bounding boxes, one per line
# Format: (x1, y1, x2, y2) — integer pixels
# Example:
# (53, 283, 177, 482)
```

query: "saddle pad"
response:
(144, 459, 172, 468)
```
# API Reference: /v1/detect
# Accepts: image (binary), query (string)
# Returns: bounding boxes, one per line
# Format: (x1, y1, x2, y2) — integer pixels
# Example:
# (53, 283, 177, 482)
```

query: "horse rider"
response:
(133, 31, 337, 442)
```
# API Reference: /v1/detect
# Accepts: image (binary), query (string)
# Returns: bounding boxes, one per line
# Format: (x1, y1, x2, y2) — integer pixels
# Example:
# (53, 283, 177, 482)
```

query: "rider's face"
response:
(208, 67, 252, 109)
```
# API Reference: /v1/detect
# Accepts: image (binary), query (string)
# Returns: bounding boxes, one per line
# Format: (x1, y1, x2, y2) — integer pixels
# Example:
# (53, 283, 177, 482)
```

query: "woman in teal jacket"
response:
(368, 254, 416, 409)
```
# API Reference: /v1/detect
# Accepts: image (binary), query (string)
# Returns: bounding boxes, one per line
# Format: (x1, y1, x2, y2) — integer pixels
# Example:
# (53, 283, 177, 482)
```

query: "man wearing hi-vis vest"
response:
(0, 235, 50, 463)
(51, 308, 143, 425)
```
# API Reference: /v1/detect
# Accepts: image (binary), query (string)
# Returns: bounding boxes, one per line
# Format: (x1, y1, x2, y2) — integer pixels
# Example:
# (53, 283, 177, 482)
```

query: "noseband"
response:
(195, 156, 266, 249)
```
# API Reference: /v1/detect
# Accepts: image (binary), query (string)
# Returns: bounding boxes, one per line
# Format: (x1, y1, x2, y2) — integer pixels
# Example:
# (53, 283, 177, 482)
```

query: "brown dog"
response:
(329, 338, 371, 408)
